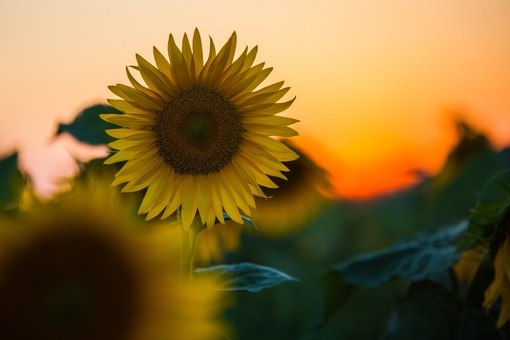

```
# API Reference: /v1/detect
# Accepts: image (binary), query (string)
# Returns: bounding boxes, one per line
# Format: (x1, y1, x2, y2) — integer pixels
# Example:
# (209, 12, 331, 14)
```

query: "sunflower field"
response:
(1, 30, 510, 340)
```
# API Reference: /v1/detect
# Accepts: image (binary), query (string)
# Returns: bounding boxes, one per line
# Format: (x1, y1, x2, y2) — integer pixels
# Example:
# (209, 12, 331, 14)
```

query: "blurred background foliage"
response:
(2, 105, 510, 339)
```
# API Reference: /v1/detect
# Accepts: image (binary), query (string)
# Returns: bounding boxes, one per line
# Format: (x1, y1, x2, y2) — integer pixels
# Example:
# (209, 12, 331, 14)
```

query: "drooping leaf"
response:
(57, 104, 120, 145)
(195, 262, 298, 292)
(0, 153, 26, 211)
(332, 221, 467, 288)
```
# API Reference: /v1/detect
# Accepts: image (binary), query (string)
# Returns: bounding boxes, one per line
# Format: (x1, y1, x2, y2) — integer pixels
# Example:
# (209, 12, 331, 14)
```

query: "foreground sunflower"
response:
(102, 29, 299, 230)
(0, 178, 228, 339)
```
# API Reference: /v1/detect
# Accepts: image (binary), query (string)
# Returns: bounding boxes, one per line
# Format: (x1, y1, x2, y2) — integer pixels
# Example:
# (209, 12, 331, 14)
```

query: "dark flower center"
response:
(0, 227, 141, 340)
(154, 85, 243, 175)
(184, 114, 217, 147)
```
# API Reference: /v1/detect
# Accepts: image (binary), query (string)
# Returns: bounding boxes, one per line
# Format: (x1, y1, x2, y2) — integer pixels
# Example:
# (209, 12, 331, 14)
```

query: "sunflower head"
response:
(249, 139, 333, 236)
(0, 178, 228, 339)
(195, 221, 243, 266)
(102, 29, 299, 230)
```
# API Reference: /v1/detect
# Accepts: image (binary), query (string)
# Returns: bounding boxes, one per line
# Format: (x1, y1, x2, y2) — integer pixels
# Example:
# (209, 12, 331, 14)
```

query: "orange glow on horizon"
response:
(294, 124, 458, 199)
(1, 1, 509, 201)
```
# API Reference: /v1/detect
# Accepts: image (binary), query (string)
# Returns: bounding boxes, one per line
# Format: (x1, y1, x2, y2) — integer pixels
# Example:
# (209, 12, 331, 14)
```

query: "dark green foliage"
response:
(0, 153, 26, 212)
(382, 281, 509, 340)
(383, 281, 465, 340)
(224, 125, 510, 339)
(316, 223, 465, 332)
(459, 169, 510, 252)
(57, 104, 120, 145)
(334, 222, 466, 288)
(22, 106, 510, 338)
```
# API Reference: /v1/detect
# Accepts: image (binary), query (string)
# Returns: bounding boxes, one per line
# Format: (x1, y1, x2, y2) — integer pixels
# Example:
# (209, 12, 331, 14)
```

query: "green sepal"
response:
(216, 213, 257, 229)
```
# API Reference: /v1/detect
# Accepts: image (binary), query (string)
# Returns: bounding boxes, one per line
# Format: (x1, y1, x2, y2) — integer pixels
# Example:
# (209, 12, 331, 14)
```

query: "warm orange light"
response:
(294, 125, 458, 199)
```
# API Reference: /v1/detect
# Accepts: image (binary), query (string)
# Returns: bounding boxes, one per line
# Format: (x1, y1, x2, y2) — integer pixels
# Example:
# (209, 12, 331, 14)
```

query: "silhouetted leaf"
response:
(58, 104, 120, 145)
(332, 222, 467, 288)
(195, 263, 298, 292)
(0, 153, 26, 211)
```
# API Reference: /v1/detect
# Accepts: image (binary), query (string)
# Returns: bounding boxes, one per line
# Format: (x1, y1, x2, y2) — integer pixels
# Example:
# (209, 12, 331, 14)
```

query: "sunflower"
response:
(249, 139, 333, 236)
(484, 236, 510, 328)
(195, 221, 243, 265)
(0, 177, 228, 339)
(101, 28, 299, 230)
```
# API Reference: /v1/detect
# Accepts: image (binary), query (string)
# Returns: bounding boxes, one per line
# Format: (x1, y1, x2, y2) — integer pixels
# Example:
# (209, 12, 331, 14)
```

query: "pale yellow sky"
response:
(1, 0, 509, 196)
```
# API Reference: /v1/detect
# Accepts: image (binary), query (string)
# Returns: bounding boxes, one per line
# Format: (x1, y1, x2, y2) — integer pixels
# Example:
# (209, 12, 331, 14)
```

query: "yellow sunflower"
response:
(0, 177, 228, 339)
(250, 139, 333, 236)
(195, 221, 243, 265)
(484, 236, 510, 328)
(102, 29, 299, 230)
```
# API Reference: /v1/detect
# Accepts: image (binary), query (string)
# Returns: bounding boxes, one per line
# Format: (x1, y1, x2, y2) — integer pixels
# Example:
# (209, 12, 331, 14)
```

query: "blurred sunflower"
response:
(453, 245, 485, 285)
(484, 235, 510, 328)
(0, 179, 228, 340)
(194, 221, 243, 265)
(250, 139, 333, 236)
(102, 28, 299, 230)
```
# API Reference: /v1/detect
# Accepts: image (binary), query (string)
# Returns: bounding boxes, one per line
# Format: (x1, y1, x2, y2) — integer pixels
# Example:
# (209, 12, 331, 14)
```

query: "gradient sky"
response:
(1, 0, 510, 198)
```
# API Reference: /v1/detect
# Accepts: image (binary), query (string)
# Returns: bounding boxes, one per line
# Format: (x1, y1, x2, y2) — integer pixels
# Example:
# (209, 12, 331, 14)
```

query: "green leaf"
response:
(382, 280, 506, 339)
(0, 153, 26, 211)
(315, 271, 359, 331)
(195, 262, 298, 292)
(382, 281, 465, 340)
(459, 169, 510, 251)
(219, 213, 257, 229)
(57, 104, 120, 145)
(332, 221, 467, 288)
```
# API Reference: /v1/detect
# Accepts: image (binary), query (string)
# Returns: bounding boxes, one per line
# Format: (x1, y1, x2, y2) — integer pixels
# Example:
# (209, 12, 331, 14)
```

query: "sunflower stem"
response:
(187, 228, 204, 282)
(176, 209, 203, 283)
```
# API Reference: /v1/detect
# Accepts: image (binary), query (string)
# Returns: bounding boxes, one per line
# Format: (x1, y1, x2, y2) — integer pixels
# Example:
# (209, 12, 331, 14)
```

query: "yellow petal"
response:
(198, 37, 217, 82)
(101, 114, 153, 130)
(136, 54, 177, 98)
(206, 174, 225, 224)
(153, 46, 172, 78)
(107, 99, 152, 115)
(205, 32, 237, 86)
(181, 33, 193, 69)
(126, 67, 165, 102)
(113, 84, 164, 111)
(192, 28, 204, 74)
(214, 175, 243, 224)
(105, 128, 153, 140)
(161, 176, 184, 219)
(195, 175, 212, 225)
(239, 98, 296, 116)
(180, 175, 198, 230)
(167, 34, 191, 89)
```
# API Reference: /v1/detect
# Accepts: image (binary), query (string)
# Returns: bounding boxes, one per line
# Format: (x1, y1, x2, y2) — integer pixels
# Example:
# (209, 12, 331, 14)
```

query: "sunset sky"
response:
(1, 0, 509, 198)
